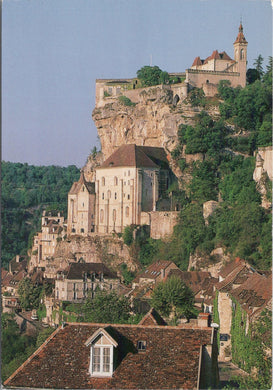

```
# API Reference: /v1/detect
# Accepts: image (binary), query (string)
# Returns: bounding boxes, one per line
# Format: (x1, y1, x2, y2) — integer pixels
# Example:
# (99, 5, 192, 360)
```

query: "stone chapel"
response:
(67, 144, 173, 235)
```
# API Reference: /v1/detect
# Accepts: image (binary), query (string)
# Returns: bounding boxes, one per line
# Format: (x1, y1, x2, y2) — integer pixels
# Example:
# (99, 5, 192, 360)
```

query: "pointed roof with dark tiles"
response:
(4, 322, 215, 389)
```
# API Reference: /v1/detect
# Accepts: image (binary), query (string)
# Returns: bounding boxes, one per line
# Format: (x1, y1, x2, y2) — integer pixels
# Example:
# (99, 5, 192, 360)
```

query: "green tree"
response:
(246, 68, 260, 84)
(253, 54, 264, 78)
(18, 277, 43, 310)
(151, 276, 195, 320)
(136, 66, 169, 87)
(82, 291, 131, 323)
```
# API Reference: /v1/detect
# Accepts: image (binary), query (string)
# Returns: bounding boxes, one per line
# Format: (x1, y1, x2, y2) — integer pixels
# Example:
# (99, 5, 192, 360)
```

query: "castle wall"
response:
(186, 69, 244, 93)
(140, 211, 179, 239)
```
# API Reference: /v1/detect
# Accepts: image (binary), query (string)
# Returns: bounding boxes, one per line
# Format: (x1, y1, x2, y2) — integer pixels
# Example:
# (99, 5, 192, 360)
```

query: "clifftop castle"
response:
(95, 24, 247, 107)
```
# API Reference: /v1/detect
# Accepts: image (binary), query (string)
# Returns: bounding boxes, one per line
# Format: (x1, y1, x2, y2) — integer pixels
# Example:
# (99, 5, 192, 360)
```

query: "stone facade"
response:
(67, 171, 96, 235)
(55, 263, 120, 302)
(29, 211, 65, 273)
(67, 144, 175, 238)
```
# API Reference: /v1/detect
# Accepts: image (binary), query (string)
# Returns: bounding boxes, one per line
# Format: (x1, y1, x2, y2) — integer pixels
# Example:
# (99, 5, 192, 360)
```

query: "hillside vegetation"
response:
(1, 162, 80, 268)
(125, 59, 272, 271)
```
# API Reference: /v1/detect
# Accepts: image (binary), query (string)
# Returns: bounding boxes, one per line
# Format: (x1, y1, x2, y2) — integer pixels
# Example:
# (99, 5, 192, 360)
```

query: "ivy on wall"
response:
(230, 299, 272, 389)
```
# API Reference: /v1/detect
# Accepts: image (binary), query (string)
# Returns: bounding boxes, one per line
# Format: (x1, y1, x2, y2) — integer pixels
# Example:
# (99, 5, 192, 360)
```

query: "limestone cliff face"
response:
(92, 86, 219, 174)
(50, 235, 137, 275)
(253, 146, 273, 209)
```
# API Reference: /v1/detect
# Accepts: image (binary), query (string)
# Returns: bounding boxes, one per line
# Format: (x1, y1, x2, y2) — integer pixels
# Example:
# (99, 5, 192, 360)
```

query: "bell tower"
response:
(233, 23, 248, 87)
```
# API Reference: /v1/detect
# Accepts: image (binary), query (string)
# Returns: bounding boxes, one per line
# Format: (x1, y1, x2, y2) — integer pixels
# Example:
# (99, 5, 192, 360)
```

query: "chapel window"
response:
(114, 176, 118, 185)
(125, 206, 129, 217)
(102, 177, 105, 186)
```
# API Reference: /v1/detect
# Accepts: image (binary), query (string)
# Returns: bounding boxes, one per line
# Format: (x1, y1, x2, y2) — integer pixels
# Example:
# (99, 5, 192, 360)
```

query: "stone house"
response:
(214, 258, 272, 360)
(4, 313, 219, 389)
(2, 257, 28, 313)
(29, 211, 65, 273)
(55, 262, 120, 302)
(186, 23, 248, 96)
(2, 269, 27, 313)
(132, 260, 179, 289)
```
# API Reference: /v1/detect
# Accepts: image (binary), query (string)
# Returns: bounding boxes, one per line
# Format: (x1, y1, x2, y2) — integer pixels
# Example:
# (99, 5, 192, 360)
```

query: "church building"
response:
(67, 144, 173, 235)
(186, 23, 248, 95)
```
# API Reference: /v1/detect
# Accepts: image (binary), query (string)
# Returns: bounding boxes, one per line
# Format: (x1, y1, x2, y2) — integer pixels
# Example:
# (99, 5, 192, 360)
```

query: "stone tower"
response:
(233, 23, 248, 87)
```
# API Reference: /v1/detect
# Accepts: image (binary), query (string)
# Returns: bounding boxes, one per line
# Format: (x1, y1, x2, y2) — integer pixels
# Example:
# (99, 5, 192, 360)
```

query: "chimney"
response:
(197, 313, 211, 327)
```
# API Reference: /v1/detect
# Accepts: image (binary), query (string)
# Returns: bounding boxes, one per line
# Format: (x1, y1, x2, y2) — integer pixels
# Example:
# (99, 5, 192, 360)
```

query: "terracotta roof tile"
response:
(231, 273, 272, 314)
(69, 171, 95, 195)
(134, 260, 176, 282)
(138, 307, 167, 326)
(234, 23, 248, 44)
(99, 145, 168, 169)
(5, 322, 214, 389)
(192, 56, 202, 66)
(219, 257, 246, 278)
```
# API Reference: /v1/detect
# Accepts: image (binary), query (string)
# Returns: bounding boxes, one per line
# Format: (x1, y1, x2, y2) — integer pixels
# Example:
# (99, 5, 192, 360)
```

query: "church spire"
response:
(234, 22, 247, 44)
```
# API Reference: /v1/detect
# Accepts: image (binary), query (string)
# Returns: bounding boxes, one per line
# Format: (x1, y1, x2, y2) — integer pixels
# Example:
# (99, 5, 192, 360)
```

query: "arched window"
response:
(114, 192, 117, 200)
(102, 177, 105, 186)
(114, 176, 118, 185)
(113, 209, 116, 222)
(100, 209, 104, 223)
(240, 49, 244, 60)
(125, 206, 129, 217)
(82, 186, 85, 192)
(102, 193, 104, 200)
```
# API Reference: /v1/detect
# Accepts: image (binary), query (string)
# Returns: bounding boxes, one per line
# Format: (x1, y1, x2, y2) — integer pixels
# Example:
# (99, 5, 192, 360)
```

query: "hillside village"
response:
(2, 24, 272, 389)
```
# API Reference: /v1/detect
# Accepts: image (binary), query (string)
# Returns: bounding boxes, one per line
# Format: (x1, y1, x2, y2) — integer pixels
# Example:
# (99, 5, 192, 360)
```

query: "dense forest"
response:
(1, 163, 80, 268)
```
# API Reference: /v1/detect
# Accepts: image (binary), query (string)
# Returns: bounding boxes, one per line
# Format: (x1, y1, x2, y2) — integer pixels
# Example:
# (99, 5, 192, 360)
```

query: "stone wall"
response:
(218, 291, 232, 360)
(148, 211, 179, 239)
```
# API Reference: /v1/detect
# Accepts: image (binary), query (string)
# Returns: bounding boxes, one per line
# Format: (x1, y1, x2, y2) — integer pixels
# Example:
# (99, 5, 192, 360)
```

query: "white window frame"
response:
(90, 344, 114, 377)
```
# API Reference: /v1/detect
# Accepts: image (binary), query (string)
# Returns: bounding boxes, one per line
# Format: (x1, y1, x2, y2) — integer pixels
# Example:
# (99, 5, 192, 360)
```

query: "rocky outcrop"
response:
(253, 147, 272, 209)
(45, 235, 138, 277)
(92, 85, 220, 169)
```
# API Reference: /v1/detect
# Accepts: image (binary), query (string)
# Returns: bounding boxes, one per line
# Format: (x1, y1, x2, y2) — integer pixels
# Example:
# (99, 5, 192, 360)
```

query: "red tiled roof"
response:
(219, 257, 246, 278)
(134, 260, 176, 282)
(99, 144, 168, 169)
(69, 171, 95, 195)
(219, 51, 232, 60)
(192, 56, 202, 66)
(231, 273, 272, 315)
(138, 307, 167, 326)
(167, 269, 215, 294)
(5, 322, 214, 389)
(215, 263, 250, 292)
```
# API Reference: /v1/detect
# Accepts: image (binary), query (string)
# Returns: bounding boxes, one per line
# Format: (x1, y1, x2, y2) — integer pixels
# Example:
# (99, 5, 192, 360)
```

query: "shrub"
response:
(118, 95, 136, 107)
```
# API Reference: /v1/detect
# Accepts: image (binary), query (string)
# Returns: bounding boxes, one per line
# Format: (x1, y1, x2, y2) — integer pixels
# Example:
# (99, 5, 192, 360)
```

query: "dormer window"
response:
(137, 340, 146, 351)
(85, 328, 118, 377)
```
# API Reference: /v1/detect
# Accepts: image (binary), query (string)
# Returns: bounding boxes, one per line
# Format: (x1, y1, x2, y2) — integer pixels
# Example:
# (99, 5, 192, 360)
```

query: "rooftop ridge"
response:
(63, 321, 213, 331)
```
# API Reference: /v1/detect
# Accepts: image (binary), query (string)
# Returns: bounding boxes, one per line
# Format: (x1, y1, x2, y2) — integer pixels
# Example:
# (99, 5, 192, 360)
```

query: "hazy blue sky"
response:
(2, 0, 272, 167)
